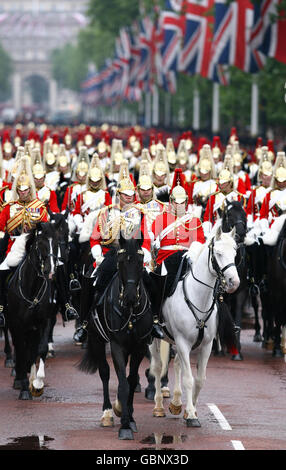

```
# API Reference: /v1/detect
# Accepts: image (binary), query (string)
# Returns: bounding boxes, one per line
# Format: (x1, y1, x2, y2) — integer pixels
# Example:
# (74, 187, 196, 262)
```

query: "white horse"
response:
(149, 227, 240, 427)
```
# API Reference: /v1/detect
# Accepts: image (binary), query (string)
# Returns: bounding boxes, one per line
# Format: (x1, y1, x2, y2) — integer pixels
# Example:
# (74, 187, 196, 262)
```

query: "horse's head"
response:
(25, 222, 60, 278)
(48, 212, 69, 263)
(211, 226, 240, 294)
(117, 231, 144, 308)
(221, 200, 247, 244)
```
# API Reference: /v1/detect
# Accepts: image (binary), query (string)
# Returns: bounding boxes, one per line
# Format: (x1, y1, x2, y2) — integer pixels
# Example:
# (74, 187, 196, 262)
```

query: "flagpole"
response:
(250, 75, 259, 136)
(164, 93, 171, 128)
(145, 92, 152, 128)
(193, 86, 200, 131)
(152, 84, 159, 127)
(212, 82, 220, 133)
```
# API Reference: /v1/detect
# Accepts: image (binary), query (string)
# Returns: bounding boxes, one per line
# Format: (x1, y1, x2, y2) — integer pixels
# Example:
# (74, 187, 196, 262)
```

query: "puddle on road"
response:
(0, 435, 54, 450)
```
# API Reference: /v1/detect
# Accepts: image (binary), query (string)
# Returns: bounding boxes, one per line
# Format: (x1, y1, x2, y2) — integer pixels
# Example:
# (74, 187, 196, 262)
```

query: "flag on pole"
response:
(208, 0, 266, 75)
(250, 0, 286, 65)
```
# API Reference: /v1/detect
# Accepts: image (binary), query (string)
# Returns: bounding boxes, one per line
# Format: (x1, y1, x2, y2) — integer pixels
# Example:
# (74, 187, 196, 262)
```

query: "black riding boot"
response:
(68, 238, 81, 292)
(143, 270, 165, 339)
(73, 274, 97, 344)
(0, 269, 10, 328)
(56, 264, 79, 322)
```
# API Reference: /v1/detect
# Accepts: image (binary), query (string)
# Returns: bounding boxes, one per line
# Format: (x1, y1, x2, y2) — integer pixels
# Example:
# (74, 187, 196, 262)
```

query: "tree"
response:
(0, 43, 13, 101)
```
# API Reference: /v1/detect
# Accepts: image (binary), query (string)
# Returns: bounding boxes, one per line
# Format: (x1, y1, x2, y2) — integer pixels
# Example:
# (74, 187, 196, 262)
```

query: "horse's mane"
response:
(25, 227, 38, 254)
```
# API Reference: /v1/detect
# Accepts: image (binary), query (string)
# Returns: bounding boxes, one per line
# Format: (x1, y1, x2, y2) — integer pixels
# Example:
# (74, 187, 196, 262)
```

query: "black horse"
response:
(220, 200, 248, 360)
(79, 232, 153, 440)
(6, 216, 69, 400)
(264, 219, 286, 357)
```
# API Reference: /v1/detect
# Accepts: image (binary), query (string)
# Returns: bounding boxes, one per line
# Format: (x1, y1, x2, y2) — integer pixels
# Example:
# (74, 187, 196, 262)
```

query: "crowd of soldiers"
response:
(0, 122, 286, 343)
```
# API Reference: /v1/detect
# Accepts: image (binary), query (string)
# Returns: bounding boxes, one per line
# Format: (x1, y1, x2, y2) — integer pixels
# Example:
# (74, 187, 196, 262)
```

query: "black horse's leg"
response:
(272, 321, 283, 358)
(111, 342, 133, 440)
(11, 330, 32, 400)
(3, 326, 14, 368)
(97, 342, 113, 426)
(127, 347, 146, 432)
(250, 288, 262, 342)
(47, 307, 58, 358)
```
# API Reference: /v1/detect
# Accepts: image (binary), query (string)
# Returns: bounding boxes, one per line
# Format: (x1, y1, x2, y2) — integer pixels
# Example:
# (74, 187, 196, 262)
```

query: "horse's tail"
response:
(77, 335, 106, 375)
(160, 340, 170, 379)
(217, 301, 237, 351)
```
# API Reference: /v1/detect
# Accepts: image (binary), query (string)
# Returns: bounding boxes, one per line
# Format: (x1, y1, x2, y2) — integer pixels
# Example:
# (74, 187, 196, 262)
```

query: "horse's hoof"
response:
(47, 350, 55, 358)
(232, 353, 243, 361)
(5, 359, 15, 368)
(11, 368, 16, 377)
(129, 421, 138, 433)
(135, 383, 141, 393)
(161, 386, 170, 398)
(272, 348, 283, 358)
(186, 418, 201, 428)
(112, 401, 122, 418)
(13, 379, 21, 390)
(253, 333, 262, 342)
(153, 407, 166, 417)
(19, 390, 32, 400)
(29, 384, 44, 397)
(169, 402, 182, 415)
(100, 416, 114, 427)
(145, 388, 155, 401)
(118, 428, 134, 440)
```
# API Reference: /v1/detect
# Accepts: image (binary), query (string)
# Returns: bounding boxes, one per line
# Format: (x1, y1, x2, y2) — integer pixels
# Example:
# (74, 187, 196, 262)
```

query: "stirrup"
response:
(73, 321, 88, 343)
(64, 303, 79, 321)
(69, 275, 81, 291)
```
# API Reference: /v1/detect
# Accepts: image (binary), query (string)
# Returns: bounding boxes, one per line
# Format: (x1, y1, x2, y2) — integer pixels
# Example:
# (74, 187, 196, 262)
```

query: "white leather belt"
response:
(161, 245, 187, 251)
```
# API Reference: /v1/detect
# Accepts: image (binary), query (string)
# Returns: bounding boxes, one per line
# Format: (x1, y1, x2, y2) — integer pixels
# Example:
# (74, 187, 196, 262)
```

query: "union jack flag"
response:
(177, 0, 214, 78)
(250, 0, 286, 65)
(209, 0, 265, 75)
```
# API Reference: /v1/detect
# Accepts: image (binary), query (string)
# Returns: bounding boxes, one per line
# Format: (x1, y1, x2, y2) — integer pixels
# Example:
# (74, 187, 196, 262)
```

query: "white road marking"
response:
(207, 403, 232, 430)
(231, 440, 245, 450)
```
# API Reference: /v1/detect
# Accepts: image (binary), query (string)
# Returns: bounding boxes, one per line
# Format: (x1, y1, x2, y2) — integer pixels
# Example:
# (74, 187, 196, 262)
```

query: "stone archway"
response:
(12, 64, 57, 114)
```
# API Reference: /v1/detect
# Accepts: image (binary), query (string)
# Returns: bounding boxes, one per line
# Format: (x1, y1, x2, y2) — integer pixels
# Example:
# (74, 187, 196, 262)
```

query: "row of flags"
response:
(81, 0, 286, 106)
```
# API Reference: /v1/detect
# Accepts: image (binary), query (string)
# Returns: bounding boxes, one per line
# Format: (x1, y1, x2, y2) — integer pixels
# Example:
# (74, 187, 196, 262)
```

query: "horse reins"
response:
(180, 237, 235, 350)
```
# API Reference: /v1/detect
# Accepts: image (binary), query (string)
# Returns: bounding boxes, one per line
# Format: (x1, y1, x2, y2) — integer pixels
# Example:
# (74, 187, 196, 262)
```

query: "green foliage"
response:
(0, 43, 13, 100)
(51, 43, 88, 91)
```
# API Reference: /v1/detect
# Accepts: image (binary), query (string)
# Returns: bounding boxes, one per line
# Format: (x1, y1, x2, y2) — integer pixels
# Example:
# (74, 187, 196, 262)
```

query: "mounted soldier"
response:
(31, 148, 60, 214)
(190, 144, 217, 219)
(0, 156, 49, 327)
(73, 162, 164, 343)
(61, 146, 89, 213)
(148, 168, 205, 330)
(203, 157, 246, 238)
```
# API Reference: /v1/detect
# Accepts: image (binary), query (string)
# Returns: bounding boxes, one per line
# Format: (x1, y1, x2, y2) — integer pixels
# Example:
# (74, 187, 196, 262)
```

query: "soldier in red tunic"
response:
(0, 156, 48, 327)
(149, 169, 205, 323)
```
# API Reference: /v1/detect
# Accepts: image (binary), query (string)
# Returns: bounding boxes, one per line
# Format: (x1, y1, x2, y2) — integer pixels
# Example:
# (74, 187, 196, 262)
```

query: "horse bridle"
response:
(208, 237, 236, 279)
(117, 247, 144, 308)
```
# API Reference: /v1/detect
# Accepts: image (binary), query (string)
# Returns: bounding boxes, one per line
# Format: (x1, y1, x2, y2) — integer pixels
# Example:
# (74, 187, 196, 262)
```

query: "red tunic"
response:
(151, 207, 205, 265)
(203, 191, 245, 225)
(90, 204, 151, 266)
(0, 199, 48, 254)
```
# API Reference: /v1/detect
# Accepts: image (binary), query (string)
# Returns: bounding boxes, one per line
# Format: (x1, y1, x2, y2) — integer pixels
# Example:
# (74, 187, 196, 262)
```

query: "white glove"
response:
(73, 214, 84, 233)
(202, 221, 212, 238)
(142, 248, 152, 267)
(91, 244, 103, 260)
(247, 214, 254, 230)
(0, 231, 5, 239)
